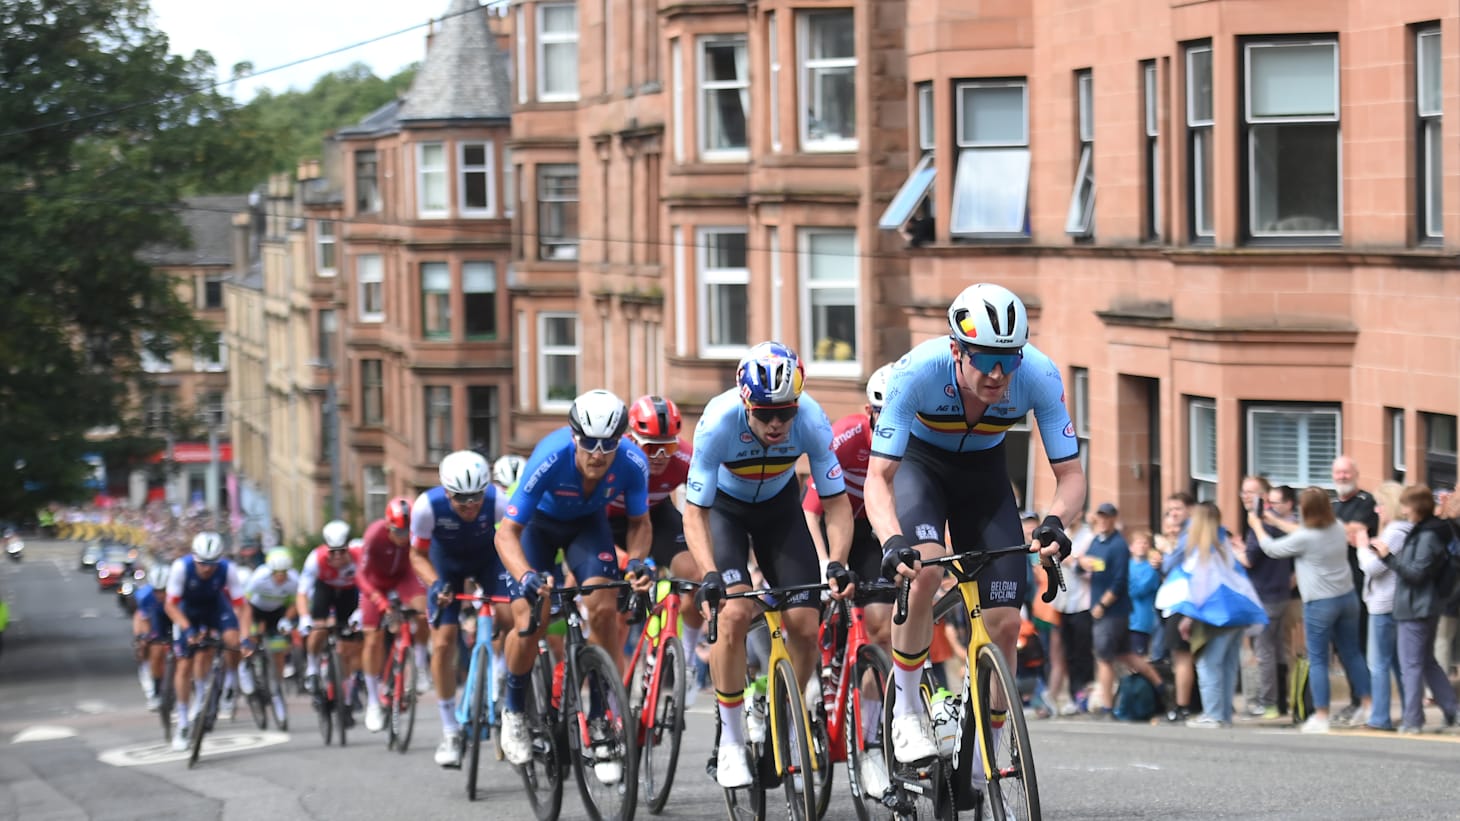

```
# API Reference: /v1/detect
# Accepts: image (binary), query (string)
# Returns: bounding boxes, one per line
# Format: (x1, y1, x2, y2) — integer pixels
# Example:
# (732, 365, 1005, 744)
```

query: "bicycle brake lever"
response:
(1040, 558, 1067, 604)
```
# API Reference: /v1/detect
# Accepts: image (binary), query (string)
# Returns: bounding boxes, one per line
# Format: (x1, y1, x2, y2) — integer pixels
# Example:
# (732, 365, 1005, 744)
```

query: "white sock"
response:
(344, 675, 355, 705)
(415, 644, 430, 675)
(717, 693, 746, 746)
(891, 654, 926, 719)
(971, 713, 1007, 785)
(224, 669, 238, 693)
(862, 698, 882, 742)
(139, 663, 156, 697)
(176, 701, 190, 729)
(238, 663, 255, 695)
(439, 697, 459, 734)
(365, 674, 382, 708)
(193, 680, 206, 703)
(681, 625, 703, 652)
(306, 654, 320, 677)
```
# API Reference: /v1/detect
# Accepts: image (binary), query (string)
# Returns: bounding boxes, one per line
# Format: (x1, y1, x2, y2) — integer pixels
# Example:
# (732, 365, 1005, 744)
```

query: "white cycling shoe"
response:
(365, 702, 386, 733)
(890, 714, 940, 763)
(434, 734, 463, 768)
(716, 743, 754, 789)
(500, 711, 532, 765)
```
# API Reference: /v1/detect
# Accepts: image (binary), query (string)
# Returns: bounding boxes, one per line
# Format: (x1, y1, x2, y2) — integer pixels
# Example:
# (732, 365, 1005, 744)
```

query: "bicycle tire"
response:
(466, 643, 489, 800)
(330, 644, 348, 747)
(188, 661, 223, 768)
(397, 646, 418, 753)
(970, 644, 1039, 821)
(315, 651, 334, 746)
(880, 666, 946, 821)
(715, 686, 765, 821)
(272, 656, 289, 732)
(846, 645, 893, 821)
(569, 644, 639, 821)
(246, 652, 269, 730)
(520, 651, 565, 821)
(159, 653, 176, 744)
(770, 658, 816, 821)
(809, 697, 833, 820)
(642, 634, 686, 814)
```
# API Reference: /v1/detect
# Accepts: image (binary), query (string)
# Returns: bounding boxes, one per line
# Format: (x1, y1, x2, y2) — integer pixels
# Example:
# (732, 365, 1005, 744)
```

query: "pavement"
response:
(2, 538, 1459, 820)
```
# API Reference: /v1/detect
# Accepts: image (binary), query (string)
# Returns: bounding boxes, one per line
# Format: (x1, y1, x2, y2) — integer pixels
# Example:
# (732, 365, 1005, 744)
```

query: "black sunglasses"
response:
(749, 405, 799, 424)
(450, 491, 485, 505)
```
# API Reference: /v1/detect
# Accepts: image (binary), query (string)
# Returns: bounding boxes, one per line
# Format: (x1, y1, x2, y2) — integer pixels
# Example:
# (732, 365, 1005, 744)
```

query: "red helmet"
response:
(385, 496, 413, 530)
(627, 395, 682, 442)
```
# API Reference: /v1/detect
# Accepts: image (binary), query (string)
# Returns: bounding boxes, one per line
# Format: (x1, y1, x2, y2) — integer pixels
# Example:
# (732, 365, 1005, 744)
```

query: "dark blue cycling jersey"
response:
(134, 583, 171, 638)
(873, 337, 1078, 463)
(505, 426, 650, 525)
(685, 388, 846, 507)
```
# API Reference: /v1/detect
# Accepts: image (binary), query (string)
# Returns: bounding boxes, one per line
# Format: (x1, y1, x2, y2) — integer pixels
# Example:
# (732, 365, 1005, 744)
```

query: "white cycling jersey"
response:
(245, 565, 298, 611)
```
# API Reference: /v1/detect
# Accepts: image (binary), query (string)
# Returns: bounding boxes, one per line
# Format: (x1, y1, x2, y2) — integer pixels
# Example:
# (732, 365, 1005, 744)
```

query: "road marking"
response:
(76, 700, 108, 714)
(79, 609, 99, 619)
(97, 731, 290, 767)
(12, 726, 79, 743)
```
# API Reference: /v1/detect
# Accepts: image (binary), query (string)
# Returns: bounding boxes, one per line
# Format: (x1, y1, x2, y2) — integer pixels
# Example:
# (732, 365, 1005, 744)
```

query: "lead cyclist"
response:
(863, 282, 1086, 773)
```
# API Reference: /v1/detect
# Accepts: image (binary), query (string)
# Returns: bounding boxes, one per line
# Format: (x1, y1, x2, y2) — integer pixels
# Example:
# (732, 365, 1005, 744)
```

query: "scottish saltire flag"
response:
(1154, 549, 1269, 628)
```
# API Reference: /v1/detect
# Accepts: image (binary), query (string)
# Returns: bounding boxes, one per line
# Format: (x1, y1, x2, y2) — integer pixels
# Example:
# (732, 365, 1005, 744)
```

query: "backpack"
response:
(1113, 673, 1157, 722)
(1289, 656, 1316, 725)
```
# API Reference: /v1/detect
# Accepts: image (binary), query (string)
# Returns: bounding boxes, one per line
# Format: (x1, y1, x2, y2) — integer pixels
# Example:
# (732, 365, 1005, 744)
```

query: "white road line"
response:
(11, 726, 79, 743)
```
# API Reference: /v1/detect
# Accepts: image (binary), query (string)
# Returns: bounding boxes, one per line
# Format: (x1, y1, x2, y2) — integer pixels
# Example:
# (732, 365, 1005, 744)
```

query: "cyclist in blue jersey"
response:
(684, 341, 856, 789)
(866, 283, 1086, 767)
(131, 563, 173, 711)
(163, 532, 251, 751)
(495, 389, 653, 778)
(408, 449, 509, 769)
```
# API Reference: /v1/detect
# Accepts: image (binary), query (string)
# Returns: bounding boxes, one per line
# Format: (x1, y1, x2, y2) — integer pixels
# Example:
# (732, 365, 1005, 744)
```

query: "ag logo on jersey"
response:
(826, 464, 843, 481)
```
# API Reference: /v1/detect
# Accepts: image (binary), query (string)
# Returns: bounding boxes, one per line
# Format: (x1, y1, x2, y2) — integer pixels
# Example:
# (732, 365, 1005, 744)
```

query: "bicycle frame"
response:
(623, 578, 693, 742)
(454, 591, 508, 730)
(819, 582, 895, 761)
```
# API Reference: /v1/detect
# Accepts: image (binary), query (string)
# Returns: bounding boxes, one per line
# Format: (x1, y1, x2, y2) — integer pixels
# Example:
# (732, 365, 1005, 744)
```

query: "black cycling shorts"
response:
(250, 604, 287, 636)
(609, 501, 688, 568)
(892, 438, 1026, 609)
(707, 480, 822, 610)
(309, 584, 360, 623)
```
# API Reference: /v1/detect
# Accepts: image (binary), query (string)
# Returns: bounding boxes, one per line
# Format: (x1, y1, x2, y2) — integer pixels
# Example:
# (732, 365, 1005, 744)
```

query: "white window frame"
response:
(879, 153, 936, 231)
(1187, 45, 1215, 240)
(416, 142, 448, 219)
(1243, 40, 1342, 239)
(193, 331, 226, 373)
(1189, 398, 1217, 501)
(424, 385, 454, 462)
(420, 261, 452, 340)
(1417, 27, 1443, 242)
(139, 332, 172, 374)
(316, 220, 336, 276)
(797, 228, 860, 377)
(671, 38, 684, 164)
(768, 13, 782, 153)
(1143, 61, 1162, 241)
(951, 79, 1030, 238)
(917, 83, 935, 153)
(537, 163, 579, 261)
(696, 227, 750, 359)
(458, 140, 494, 217)
(363, 466, 388, 524)
(463, 261, 498, 340)
(1066, 70, 1096, 237)
(797, 9, 858, 153)
(537, 2, 580, 103)
(515, 4, 528, 103)
(538, 311, 581, 410)
(360, 359, 384, 425)
(503, 148, 515, 218)
(1391, 408, 1407, 475)
(357, 254, 384, 323)
(698, 35, 750, 162)
(1246, 404, 1343, 489)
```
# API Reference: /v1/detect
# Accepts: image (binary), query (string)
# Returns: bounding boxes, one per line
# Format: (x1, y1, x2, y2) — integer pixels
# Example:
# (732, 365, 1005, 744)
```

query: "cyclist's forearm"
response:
(625, 514, 652, 561)
(493, 520, 532, 581)
(165, 601, 189, 631)
(820, 493, 854, 566)
(804, 509, 830, 564)
(682, 503, 717, 579)
(863, 458, 903, 543)
(408, 551, 438, 587)
(1043, 461, 1087, 530)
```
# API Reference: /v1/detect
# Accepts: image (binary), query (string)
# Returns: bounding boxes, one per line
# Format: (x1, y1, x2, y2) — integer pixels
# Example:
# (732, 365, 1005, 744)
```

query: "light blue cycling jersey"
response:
(686, 388, 847, 507)
(873, 337, 1078, 462)
(505, 426, 650, 525)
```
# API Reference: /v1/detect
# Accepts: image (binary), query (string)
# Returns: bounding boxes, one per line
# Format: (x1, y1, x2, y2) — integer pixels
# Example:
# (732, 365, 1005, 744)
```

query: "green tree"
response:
(0, 0, 274, 518)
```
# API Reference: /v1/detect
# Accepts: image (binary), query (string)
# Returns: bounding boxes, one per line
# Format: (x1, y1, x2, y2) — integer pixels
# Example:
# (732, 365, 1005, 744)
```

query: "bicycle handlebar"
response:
(517, 579, 635, 637)
(892, 542, 1064, 624)
(705, 582, 830, 645)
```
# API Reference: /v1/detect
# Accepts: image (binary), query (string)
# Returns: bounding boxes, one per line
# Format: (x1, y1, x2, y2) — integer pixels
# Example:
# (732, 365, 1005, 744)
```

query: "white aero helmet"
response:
(865, 363, 894, 409)
(947, 283, 1029, 350)
(322, 519, 351, 549)
(493, 454, 526, 488)
(192, 531, 225, 562)
(266, 549, 293, 573)
(148, 562, 171, 589)
(568, 389, 629, 439)
(439, 449, 491, 495)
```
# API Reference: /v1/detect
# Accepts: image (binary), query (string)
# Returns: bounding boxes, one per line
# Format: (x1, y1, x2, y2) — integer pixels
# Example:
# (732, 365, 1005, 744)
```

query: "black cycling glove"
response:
(879, 534, 920, 581)
(1032, 515, 1073, 559)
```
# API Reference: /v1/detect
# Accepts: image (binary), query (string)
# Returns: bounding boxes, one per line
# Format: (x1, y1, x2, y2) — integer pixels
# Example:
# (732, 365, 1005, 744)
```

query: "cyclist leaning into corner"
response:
(164, 532, 252, 751)
(356, 497, 432, 734)
(495, 389, 654, 784)
(684, 341, 856, 790)
(240, 549, 298, 718)
(408, 449, 510, 769)
(607, 395, 707, 657)
(296, 520, 365, 716)
(131, 562, 173, 712)
(866, 282, 1085, 769)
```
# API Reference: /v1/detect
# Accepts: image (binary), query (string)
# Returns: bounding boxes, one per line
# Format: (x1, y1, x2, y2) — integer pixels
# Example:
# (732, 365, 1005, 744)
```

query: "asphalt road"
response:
(2, 538, 1458, 820)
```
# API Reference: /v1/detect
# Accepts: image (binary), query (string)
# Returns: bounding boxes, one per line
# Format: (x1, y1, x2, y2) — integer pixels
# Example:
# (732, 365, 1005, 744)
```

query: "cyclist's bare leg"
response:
(306, 623, 328, 658)
(859, 602, 892, 737)
(363, 627, 385, 686)
(148, 642, 167, 682)
(431, 624, 459, 700)
(581, 580, 625, 671)
(981, 607, 1020, 714)
(708, 592, 755, 743)
(782, 607, 820, 692)
(889, 541, 949, 695)
(505, 597, 548, 676)
(340, 635, 362, 676)
(669, 551, 705, 632)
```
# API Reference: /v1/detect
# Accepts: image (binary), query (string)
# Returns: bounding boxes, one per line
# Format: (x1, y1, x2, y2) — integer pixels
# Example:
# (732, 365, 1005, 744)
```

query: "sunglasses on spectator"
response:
(748, 404, 799, 424)
(449, 491, 485, 505)
(959, 342, 1023, 376)
(636, 439, 679, 458)
(575, 434, 622, 455)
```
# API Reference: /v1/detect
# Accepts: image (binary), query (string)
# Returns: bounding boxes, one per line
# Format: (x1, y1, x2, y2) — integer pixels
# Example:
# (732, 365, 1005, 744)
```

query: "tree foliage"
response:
(241, 61, 417, 175)
(0, 0, 275, 518)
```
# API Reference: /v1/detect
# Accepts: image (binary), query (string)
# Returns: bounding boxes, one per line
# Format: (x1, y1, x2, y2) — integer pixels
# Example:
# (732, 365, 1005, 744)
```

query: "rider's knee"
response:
(715, 599, 755, 637)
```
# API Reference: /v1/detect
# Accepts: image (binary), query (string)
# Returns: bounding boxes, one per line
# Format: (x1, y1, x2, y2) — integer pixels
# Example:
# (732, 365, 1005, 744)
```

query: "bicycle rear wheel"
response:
(846, 645, 893, 821)
(246, 653, 270, 730)
(188, 663, 223, 769)
(158, 654, 176, 744)
(641, 635, 686, 814)
(519, 651, 565, 821)
(970, 644, 1039, 821)
(466, 644, 489, 800)
(771, 658, 816, 821)
(569, 644, 639, 821)
(271, 656, 289, 732)
(314, 652, 334, 745)
(330, 646, 349, 747)
(393, 646, 418, 753)
(714, 689, 764, 821)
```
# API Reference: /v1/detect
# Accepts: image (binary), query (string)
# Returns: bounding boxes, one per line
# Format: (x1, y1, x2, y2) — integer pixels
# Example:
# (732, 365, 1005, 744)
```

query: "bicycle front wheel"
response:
(642, 635, 686, 814)
(392, 645, 418, 753)
(770, 658, 816, 821)
(330, 646, 349, 747)
(970, 644, 1039, 821)
(159, 654, 176, 744)
(188, 663, 223, 769)
(466, 644, 489, 800)
(570, 644, 639, 821)
(519, 651, 565, 821)
(845, 645, 892, 821)
(246, 653, 270, 730)
(314, 652, 334, 746)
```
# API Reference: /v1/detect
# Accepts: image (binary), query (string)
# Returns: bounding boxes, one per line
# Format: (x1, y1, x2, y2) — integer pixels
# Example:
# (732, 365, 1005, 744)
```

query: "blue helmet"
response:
(736, 341, 805, 405)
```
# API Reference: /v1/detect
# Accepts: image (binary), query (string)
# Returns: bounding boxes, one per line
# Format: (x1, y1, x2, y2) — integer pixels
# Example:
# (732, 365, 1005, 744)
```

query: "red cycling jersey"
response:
(304, 544, 361, 590)
(803, 413, 872, 520)
(356, 519, 412, 590)
(607, 436, 692, 517)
